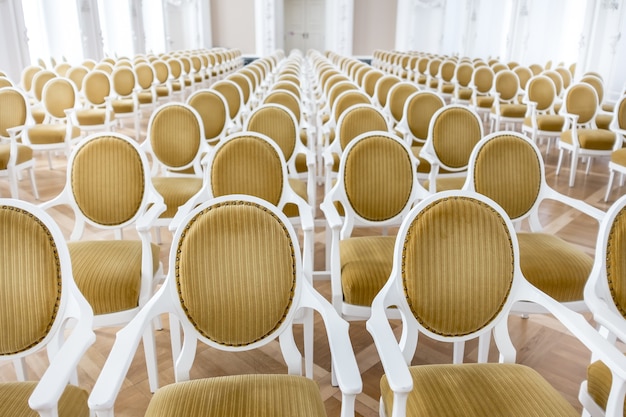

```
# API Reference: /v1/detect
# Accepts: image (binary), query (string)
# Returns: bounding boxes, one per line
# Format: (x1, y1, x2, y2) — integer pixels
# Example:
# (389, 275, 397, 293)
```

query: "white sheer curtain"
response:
(143, 0, 167, 54)
(97, 0, 134, 58)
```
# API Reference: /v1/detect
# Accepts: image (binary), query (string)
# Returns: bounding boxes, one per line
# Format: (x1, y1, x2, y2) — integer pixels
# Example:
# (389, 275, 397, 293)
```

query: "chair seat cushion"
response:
(75, 109, 113, 125)
(0, 381, 89, 417)
(137, 92, 154, 104)
(152, 177, 203, 218)
(381, 363, 579, 417)
(112, 99, 135, 114)
(475, 96, 494, 108)
(423, 176, 467, 192)
(339, 236, 396, 306)
(0, 144, 33, 169)
(596, 114, 613, 130)
(156, 86, 169, 97)
(283, 178, 309, 218)
(498, 103, 527, 117)
(295, 153, 308, 173)
(612, 148, 626, 165)
(587, 359, 626, 413)
(456, 88, 473, 100)
(441, 84, 455, 94)
(68, 240, 160, 315)
(145, 375, 326, 417)
(523, 115, 565, 131)
(28, 124, 80, 145)
(560, 128, 616, 150)
(517, 233, 592, 302)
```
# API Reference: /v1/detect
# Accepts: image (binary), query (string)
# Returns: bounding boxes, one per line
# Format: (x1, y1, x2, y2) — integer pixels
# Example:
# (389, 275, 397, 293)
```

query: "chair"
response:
(321, 131, 426, 322)
(470, 65, 495, 123)
(463, 131, 604, 314)
(489, 69, 527, 132)
(151, 59, 173, 104)
(212, 79, 245, 133)
(581, 74, 613, 130)
(186, 88, 230, 146)
(89, 194, 361, 417)
(384, 81, 419, 128)
(580, 193, 626, 416)
(17, 77, 82, 170)
(521, 74, 565, 154)
(366, 189, 626, 417)
(452, 61, 474, 105)
(396, 90, 445, 148)
(373, 74, 401, 110)
(0, 87, 39, 199)
(39, 132, 167, 393)
(556, 82, 618, 187)
(142, 102, 207, 240)
(437, 59, 457, 102)
(135, 62, 158, 119)
(67, 69, 117, 138)
(604, 94, 626, 202)
(110, 66, 141, 140)
(0, 198, 95, 417)
(419, 104, 484, 193)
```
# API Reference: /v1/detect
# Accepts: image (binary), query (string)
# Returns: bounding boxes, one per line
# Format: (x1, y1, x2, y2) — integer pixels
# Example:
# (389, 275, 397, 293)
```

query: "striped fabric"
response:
(517, 233, 591, 302)
(0, 89, 27, 137)
(606, 206, 626, 319)
(338, 107, 388, 150)
(213, 81, 241, 120)
(247, 106, 297, 160)
(0, 206, 60, 355)
(390, 84, 420, 124)
(149, 105, 202, 168)
(565, 84, 597, 124)
(0, 381, 89, 417)
(229, 74, 251, 104)
(27, 125, 80, 145)
(402, 196, 513, 336)
(145, 375, 325, 417)
(431, 107, 482, 169)
(560, 128, 616, 150)
(187, 91, 227, 142)
(71, 135, 145, 226)
(472, 134, 541, 219)
(344, 135, 413, 221)
(43, 79, 76, 119)
(0, 144, 33, 169)
(284, 178, 307, 218)
(523, 115, 565, 131)
(211, 135, 283, 205)
(176, 201, 296, 346)
(152, 177, 203, 218)
(406, 93, 444, 140)
(587, 359, 626, 414)
(68, 240, 160, 315)
(381, 364, 579, 417)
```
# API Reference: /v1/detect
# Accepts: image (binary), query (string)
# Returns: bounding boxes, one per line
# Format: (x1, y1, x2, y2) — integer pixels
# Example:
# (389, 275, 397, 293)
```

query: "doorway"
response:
(284, 0, 326, 53)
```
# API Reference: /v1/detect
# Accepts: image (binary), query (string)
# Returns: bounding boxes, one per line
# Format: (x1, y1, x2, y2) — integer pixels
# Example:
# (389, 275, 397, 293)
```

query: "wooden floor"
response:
(1, 117, 624, 416)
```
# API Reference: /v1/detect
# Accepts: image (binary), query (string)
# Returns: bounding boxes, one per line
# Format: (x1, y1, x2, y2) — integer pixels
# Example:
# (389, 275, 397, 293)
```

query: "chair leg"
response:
(569, 150, 578, 187)
(169, 313, 182, 366)
(585, 156, 592, 176)
(453, 341, 465, 364)
(605, 170, 615, 202)
(13, 358, 27, 381)
(142, 326, 159, 393)
(303, 308, 314, 378)
(556, 149, 564, 176)
(29, 168, 39, 200)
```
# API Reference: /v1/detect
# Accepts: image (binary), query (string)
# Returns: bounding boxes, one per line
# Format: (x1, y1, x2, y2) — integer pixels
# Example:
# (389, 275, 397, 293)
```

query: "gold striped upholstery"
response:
(565, 84, 597, 125)
(0, 381, 89, 417)
(472, 133, 540, 219)
(606, 206, 626, 318)
(111, 98, 134, 114)
(431, 107, 482, 169)
(0, 89, 28, 137)
(587, 359, 626, 415)
(264, 91, 301, 123)
(71, 135, 145, 225)
(333, 91, 371, 122)
(0, 206, 61, 355)
(344, 134, 413, 221)
(211, 135, 283, 205)
(338, 107, 388, 150)
(339, 236, 396, 306)
(612, 148, 626, 165)
(284, 178, 307, 218)
(561, 129, 616, 150)
(0, 144, 32, 169)
(228, 74, 251, 104)
(523, 115, 565, 131)
(403, 196, 513, 335)
(149, 105, 202, 168)
(175, 201, 296, 346)
(381, 364, 579, 417)
(43, 79, 76, 119)
(28, 124, 81, 145)
(82, 71, 110, 105)
(187, 91, 227, 143)
(75, 109, 111, 125)
(213, 81, 241, 120)
(406, 93, 444, 140)
(247, 106, 297, 161)
(152, 177, 203, 218)
(68, 240, 160, 315)
(145, 375, 325, 417)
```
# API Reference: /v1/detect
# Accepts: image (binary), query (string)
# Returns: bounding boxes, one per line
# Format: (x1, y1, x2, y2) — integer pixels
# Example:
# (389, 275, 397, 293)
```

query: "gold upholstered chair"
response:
(211, 79, 245, 133)
(396, 90, 446, 150)
(110, 66, 141, 140)
(40, 132, 167, 394)
(89, 194, 361, 417)
(580, 193, 626, 416)
(67, 69, 117, 138)
(372, 74, 401, 111)
(321, 131, 427, 324)
(521, 74, 565, 155)
(556, 82, 618, 187)
(18, 77, 82, 170)
(366, 189, 626, 417)
(488, 69, 527, 132)
(604, 94, 626, 202)
(419, 104, 484, 193)
(463, 131, 604, 315)
(452, 61, 474, 105)
(142, 102, 208, 242)
(0, 87, 39, 199)
(469, 65, 495, 123)
(186, 88, 230, 147)
(0, 198, 95, 417)
(383, 81, 419, 129)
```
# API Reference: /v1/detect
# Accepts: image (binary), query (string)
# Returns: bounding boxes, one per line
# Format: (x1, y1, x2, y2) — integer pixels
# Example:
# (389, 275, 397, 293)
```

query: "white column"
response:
(325, 0, 353, 55)
(255, 0, 277, 56)
(395, 0, 413, 51)
(0, 0, 30, 80)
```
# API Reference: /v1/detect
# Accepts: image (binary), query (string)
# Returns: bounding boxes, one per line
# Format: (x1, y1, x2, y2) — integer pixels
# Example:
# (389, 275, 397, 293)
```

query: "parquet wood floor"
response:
(1, 118, 623, 416)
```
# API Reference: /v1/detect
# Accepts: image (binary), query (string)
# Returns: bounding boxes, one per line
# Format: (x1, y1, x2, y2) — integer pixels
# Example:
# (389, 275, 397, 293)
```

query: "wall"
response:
(353, 0, 397, 56)
(210, 0, 256, 53)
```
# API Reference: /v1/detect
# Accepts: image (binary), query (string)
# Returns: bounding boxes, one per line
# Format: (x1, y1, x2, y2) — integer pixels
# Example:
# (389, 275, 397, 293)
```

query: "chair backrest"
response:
(563, 83, 599, 125)
(227, 73, 252, 106)
(67, 66, 89, 91)
(387, 81, 419, 124)
(555, 66, 572, 90)
(21, 65, 42, 93)
(402, 91, 445, 143)
(526, 75, 557, 112)
(427, 104, 484, 171)
(513, 66, 533, 91)
(493, 70, 520, 102)
(186, 89, 229, 145)
(581, 74, 605, 105)
(327, 81, 358, 112)
(332, 90, 372, 122)
(272, 80, 301, 99)
(42, 77, 77, 120)
(0, 77, 13, 88)
(0, 87, 31, 139)
(31, 70, 56, 102)
(464, 131, 543, 221)
(82, 70, 111, 107)
(135, 63, 155, 91)
(152, 59, 170, 85)
(471, 66, 494, 95)
(455, 62, 474, 87)
(263, 89, 302, 124)
(146, 102, 205, 172)
(374, 75, 400, 108)
(111, 66, 137, 98)
(543, 70, 564, 97)
(335, 131, 419, 225)
(613, 94, 626, 131)
(362, 70, 384, 97)
(245, 103, 299, 162)
(335, 104, 389, 150)
(212, 80, 243, 121)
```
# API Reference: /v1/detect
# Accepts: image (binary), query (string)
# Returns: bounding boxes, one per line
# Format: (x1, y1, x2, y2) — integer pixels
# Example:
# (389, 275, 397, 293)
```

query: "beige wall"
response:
(210, 0, 256, 54)
(353, 0, 397, 56)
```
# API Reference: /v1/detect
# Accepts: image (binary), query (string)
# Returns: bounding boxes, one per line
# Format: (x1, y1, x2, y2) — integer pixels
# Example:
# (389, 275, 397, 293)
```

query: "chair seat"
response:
(156, 86, 170, 97)
(0, 144, 33, 168)
(28, 124, 81, 145)
(611, 148, 626, 165)
(560, 128, 616, 150)
(518, 233, 592, 302)
(494, 103, 527, 117)
(137, 92, 154, 104)
(295, 153, 308, 173)
(456, 88, 473, 100)
(441, 84, 455, 94)
(0, 381, 89, 417)
(76, 109, 114, 125)
(596, 114, 613, 130)
(523, 115, 565, 131)
(68, 240, 160, 315)
(423, 176, 467, 192)
(587, 358, 626, 414)
(284, 178, 308, 218)
(475, 96, 494, 108)
(152, 177, 203, 218)
(112, 99, 135, 114)
(381, 363, 579, 417)
(339, 236, 396, 306)
(144, 374, 326, 417)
